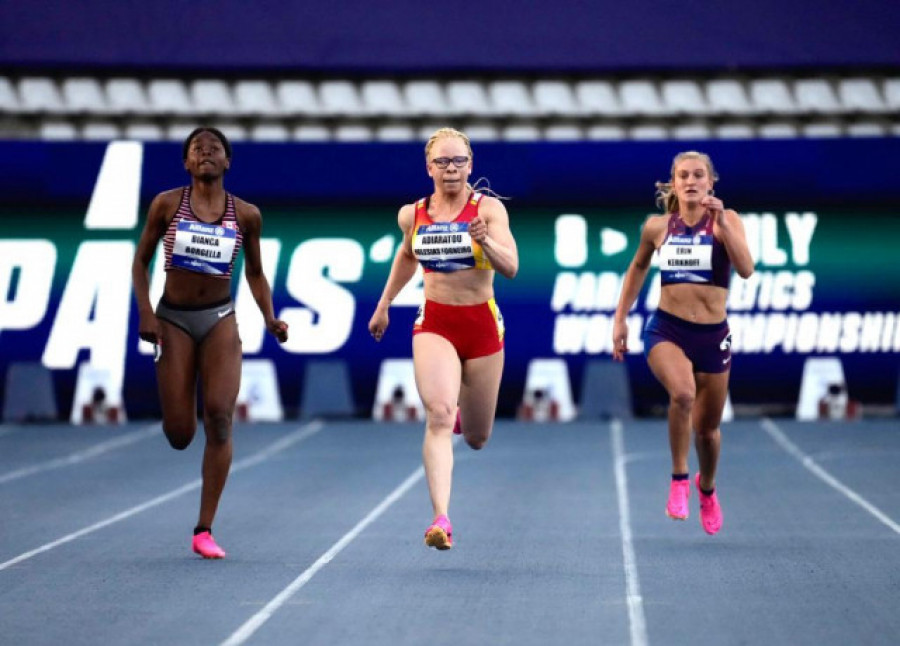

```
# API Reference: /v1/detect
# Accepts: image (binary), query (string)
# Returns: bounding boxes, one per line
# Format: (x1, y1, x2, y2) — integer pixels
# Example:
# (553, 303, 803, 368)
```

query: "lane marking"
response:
(0, 424, 161, 485)
(220, 436, 445, 646)
(220, 465, 425, 646)
(761, 418, 900, 536)
(610, 418, 649, 646)
(0, 421, 324, 572)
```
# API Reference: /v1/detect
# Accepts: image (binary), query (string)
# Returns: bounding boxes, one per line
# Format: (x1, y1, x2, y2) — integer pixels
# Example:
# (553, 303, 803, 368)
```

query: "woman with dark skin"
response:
(132, 127, 288, 558)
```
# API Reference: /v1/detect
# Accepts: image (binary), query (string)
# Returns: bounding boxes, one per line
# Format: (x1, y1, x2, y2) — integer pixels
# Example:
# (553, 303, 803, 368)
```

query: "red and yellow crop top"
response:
(411, 192, 493, 273)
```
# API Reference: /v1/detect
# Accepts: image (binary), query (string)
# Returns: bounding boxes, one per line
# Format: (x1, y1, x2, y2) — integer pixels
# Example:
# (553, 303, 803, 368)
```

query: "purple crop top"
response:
(658, 212, 731, 288)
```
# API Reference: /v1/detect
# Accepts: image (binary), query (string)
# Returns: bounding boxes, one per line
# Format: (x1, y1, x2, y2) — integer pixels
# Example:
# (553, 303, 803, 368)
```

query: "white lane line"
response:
(220, 465, 426, 646)
(0, 421, 324, 572)
(761, 417, 900, 536)
(0, 479, 203, 573)
(610, 418, 649, 646)
(0, 424, 161, 485)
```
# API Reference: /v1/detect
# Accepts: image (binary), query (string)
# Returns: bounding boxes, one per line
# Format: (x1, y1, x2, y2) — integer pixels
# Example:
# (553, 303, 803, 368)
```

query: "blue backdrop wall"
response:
(1, 138, 898, 419)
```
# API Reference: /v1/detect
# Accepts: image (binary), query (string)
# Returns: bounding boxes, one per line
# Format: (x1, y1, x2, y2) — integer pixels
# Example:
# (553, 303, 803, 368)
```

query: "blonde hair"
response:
(424, 127, 473, 161)
(654, 150, 719, 213)
(424, 127, 508, 200)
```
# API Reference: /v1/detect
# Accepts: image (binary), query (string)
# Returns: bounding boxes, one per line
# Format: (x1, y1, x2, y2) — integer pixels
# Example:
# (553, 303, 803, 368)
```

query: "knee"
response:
(424, 401, 456, 433)
(204, 410, 233, 445)
(695, 423, 720, 442)
(669, 389, 695, 414)
(465, 435, 488, 451)
(163, 424, 194, 451)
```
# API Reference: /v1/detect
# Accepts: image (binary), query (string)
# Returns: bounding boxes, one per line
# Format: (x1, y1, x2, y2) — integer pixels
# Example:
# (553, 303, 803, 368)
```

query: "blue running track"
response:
(1, 418, 898, 645)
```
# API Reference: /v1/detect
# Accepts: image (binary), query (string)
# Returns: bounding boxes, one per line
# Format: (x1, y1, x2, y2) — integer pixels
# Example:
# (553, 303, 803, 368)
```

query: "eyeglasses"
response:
(430, 156, 469, 169)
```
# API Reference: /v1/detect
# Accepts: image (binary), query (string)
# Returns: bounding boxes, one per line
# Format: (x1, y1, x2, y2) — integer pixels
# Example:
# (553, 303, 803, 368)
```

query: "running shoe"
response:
(695, 473, 723, 535)
(192, 531, 226, 559)
(452, 409, 462, 435)
(424, 514, 453, 550)
(665, 478, 690, 520)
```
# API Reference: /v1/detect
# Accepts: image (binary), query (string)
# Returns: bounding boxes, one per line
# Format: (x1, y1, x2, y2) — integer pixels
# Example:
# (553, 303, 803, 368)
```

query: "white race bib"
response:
(171, 220, 237, 275)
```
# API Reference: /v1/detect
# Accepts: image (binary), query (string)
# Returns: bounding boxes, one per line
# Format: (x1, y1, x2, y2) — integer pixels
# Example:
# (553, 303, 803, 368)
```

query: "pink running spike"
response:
(452, 409, 462, 435)
(695, 473, 723, 535)
(665, 478, 690, 520)
(424, 514, 453, 550)
(192, 531, 226, 559)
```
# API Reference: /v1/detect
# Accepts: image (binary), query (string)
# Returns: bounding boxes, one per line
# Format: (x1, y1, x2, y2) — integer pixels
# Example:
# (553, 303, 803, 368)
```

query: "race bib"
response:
(171, 221, 236, 275)
(659, 233, 713, 283)
(412, 221, 475, 272)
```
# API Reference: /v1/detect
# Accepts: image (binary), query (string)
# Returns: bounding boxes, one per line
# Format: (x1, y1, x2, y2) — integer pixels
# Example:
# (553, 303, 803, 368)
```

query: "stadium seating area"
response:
(1, 74, 897, 141)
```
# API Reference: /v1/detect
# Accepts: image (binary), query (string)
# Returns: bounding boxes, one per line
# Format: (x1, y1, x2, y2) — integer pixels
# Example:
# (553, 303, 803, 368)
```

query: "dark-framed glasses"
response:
(431, 156, 469, 169)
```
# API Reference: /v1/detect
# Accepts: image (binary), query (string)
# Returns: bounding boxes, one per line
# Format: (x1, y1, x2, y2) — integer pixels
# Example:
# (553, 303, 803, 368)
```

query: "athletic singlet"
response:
(658, 212, 731, 288)
(163, 186, 243, 278)
(411, 192, 493, 273)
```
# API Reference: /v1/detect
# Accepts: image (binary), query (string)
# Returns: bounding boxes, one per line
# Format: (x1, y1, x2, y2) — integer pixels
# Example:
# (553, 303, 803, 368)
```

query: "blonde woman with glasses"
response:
(368, 127, 518, 550)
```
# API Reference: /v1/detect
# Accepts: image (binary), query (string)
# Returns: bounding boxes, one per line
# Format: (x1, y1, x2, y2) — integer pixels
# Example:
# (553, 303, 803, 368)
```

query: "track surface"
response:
(1, 418, 898, 645)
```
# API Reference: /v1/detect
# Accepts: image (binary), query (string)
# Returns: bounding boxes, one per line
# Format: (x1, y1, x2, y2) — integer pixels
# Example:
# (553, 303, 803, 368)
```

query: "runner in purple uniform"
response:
(612, 151, 754, 535)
